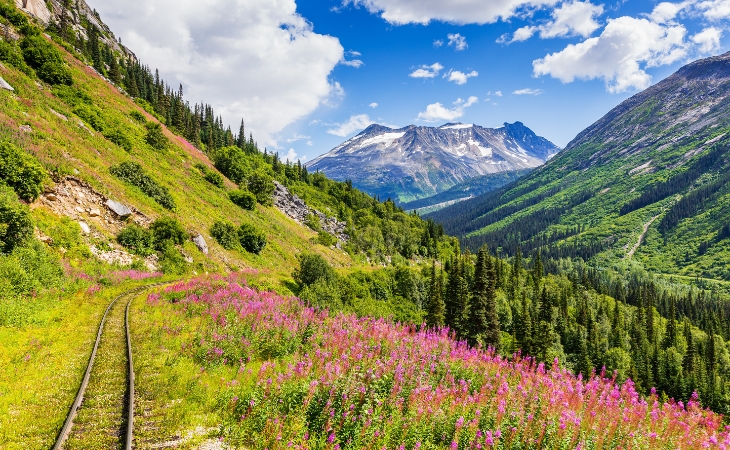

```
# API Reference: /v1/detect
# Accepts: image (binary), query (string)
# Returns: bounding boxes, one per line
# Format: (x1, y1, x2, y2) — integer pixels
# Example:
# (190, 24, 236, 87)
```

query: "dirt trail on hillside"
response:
(626, 214, 661, 259)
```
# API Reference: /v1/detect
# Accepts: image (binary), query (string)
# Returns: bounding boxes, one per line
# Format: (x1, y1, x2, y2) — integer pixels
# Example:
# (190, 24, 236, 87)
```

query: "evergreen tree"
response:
(426, 262, 445, 328)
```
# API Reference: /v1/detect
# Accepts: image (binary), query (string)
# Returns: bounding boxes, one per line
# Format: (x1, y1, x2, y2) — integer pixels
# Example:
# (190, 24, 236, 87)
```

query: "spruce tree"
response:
(426, 262, 445, 328)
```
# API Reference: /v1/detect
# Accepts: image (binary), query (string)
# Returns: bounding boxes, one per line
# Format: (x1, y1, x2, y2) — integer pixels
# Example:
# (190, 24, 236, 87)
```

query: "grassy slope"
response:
(430, 57, 730, 282)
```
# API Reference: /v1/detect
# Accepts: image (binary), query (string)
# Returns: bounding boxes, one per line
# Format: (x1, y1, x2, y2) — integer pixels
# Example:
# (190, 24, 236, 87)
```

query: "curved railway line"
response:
(52, 283, 167, 450)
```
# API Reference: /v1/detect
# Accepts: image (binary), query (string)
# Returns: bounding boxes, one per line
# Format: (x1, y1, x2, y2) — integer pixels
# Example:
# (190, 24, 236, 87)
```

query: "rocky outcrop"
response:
(14, 0, 51, 24)
(273, 181, 348, 243)
(0, 76, 13, 91)
(37, 176, 151, 235)
(192, 234, 209, 255)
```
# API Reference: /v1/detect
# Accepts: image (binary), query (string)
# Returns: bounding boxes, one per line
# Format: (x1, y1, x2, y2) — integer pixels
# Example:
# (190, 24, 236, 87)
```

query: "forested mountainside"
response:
(430, 52, 730, 282)
(308, 122, 558, 203)
(3, 0, 730, 446)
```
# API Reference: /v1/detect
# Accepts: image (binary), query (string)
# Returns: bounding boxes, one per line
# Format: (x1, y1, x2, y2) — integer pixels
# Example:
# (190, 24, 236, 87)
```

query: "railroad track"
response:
(53, 283, 167, 450)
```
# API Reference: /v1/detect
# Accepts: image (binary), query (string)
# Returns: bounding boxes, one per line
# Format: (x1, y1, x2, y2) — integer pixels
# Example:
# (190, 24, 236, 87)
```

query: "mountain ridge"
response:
(308, 121, 559, 203)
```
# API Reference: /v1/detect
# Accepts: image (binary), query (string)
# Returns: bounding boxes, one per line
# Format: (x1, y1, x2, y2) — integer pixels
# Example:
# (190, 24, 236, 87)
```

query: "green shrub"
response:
(110, 162, 176, 210)
(144, 122, 168, 150)
(248, 171, 274, 206)
(293, 253, 335, 287)
(210, 221, 240, 250)
(228, 190, 256, 210)
(51, 85, 93, 107)
(150, 217, 188, 251)
(0, 3, 30, 28)
(0, 141, 46, 202)
(158, 242, 188, 275)
(129, 111, 146, 123)
(20, 35, 72, 85)
(316, 231, 337, 247)
(194, 163, 224, 188)
(305, 213, 321, 232)
(104, 129, 132, 152)
(116, 224, 154, 256)
(0, 185, 33, 254)
(238, 223, 266, 254)
(73, 104, 106, 132)
(0, 240, 64, 303)
(0, 40, 33, 76)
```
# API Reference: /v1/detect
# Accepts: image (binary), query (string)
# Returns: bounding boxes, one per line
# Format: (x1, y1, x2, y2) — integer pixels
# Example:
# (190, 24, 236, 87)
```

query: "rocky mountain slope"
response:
(431, 52, 730, 281)
(308, 122, 559, 203)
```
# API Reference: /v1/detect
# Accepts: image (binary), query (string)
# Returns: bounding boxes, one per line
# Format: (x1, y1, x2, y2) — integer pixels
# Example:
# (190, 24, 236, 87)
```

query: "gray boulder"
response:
(105, 199, 132, 218)
(0, 76, 13, 92)
(192, 234, 209, 255)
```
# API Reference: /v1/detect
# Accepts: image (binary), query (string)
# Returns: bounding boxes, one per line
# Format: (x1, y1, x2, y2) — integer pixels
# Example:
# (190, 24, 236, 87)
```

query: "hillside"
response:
(308, 122, 559, 203)
(431, 52, 730, 282)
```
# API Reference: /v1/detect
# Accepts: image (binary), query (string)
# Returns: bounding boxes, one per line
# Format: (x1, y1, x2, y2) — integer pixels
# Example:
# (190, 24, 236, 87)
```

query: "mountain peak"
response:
(309, 122, 559, 203)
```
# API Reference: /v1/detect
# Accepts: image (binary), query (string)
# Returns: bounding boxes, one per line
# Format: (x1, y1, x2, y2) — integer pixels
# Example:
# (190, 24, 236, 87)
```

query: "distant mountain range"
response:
(430, 51, 730, 281)
(307, 122, 560, 203)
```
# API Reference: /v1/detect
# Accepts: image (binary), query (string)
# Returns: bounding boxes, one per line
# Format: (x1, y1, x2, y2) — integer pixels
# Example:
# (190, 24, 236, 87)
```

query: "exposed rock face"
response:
(193, 234, 209, 255)
(273, 181, 348, 242)
(14, 0, 51, 24)
(37, 176, 151, 235)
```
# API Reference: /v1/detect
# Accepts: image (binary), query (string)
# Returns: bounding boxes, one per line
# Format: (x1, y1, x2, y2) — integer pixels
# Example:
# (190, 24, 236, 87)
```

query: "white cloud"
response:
(533, 15, 690, 93)
(540, 0, 604, 38)
(347, 50, 362, 56)
(286, 133, 311, 143)
(433, 39, 444, 47)
(513, 88, 544, 95)
(445, 69, 479, 85)
(692, 26, 723, 53)
(696, 0, 730, 20)
(495, 90, 503, 96)
(369, 102, 379, 108)
(409, 62, 444, 78)
(417, 96, 478, 122)
(283, 148, 299, 161)
(306, 141, 313, 146)
(649, 1, 693, 23)
(341, 59, 365, 68)
(448, 33, 468, 50)
(501, 1, 603, 43)
(340, 0, 560, 25)
(327, 114, 374, 137)
(88, 0, 343, 145)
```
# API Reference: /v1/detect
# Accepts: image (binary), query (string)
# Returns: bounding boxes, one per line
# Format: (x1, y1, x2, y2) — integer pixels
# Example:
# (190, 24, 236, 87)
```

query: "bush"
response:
(158, 242, 188, 275)
(248, 171, 275, 206)
(129, 111, 146, 123)
(293, 253, 335, 287)
(305, 213, 321, 232)
(116, 224, 154, 256)
(228, 190, 256, 211)
(104, 129, 132, 152)
(0, 185, 33, 254)
(145, 122, 168, 150)
(0, 141, 46, 202)
(0, 240, 64, 303)
(0, 40, 33, 76)
(110, 162, 176, 210)
(51, 85, 93, 107)
(73, 104, 106, 132)
(210, 221, 240, 250)
(238, 223, 266, 254)
(20, 35, 72, 85)
(150, 217, 187, 251)
(316, 231, 337, 247)
(194, 163, 224, 188)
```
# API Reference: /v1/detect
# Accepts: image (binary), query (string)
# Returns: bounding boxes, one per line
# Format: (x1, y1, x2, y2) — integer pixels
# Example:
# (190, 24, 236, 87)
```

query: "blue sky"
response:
(91, 0, 729, 161)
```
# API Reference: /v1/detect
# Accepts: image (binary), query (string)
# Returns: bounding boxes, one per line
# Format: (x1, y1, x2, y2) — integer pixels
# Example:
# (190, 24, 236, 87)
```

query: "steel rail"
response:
(52, 283, 166, 450)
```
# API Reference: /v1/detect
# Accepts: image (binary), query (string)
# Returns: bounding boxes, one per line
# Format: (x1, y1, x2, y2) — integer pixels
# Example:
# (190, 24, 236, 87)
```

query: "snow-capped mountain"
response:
(307, 122, 560, 203)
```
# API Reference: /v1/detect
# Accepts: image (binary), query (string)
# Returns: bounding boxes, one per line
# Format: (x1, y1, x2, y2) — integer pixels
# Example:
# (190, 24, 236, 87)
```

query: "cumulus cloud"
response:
(692, 26, 723, 53)
(327, 114, 374, 137)
(448, 33, 468, 50)
(283, 148, 300, 161)
(696, 0, 730, 19)
(487, 90, 504, 97)
(409, 62, 444, 78)
(417, 96, 478, 122)
(88, 0, 343, 145)
(533, 15, 689, 93)
(513, 88, 544, 95)
(445, 70, 479, 85)
(286, 133, 311, 143)
(433, 39, 444, 47)
(340, 0, 560, 25)
(500, 1, 603, 43)
(649, 1, 694, 23)
(369, 102, 379, 108)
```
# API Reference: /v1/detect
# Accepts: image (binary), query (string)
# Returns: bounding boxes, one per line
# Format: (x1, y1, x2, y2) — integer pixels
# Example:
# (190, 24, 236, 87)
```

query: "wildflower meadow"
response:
(149, 276, 730, 449)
